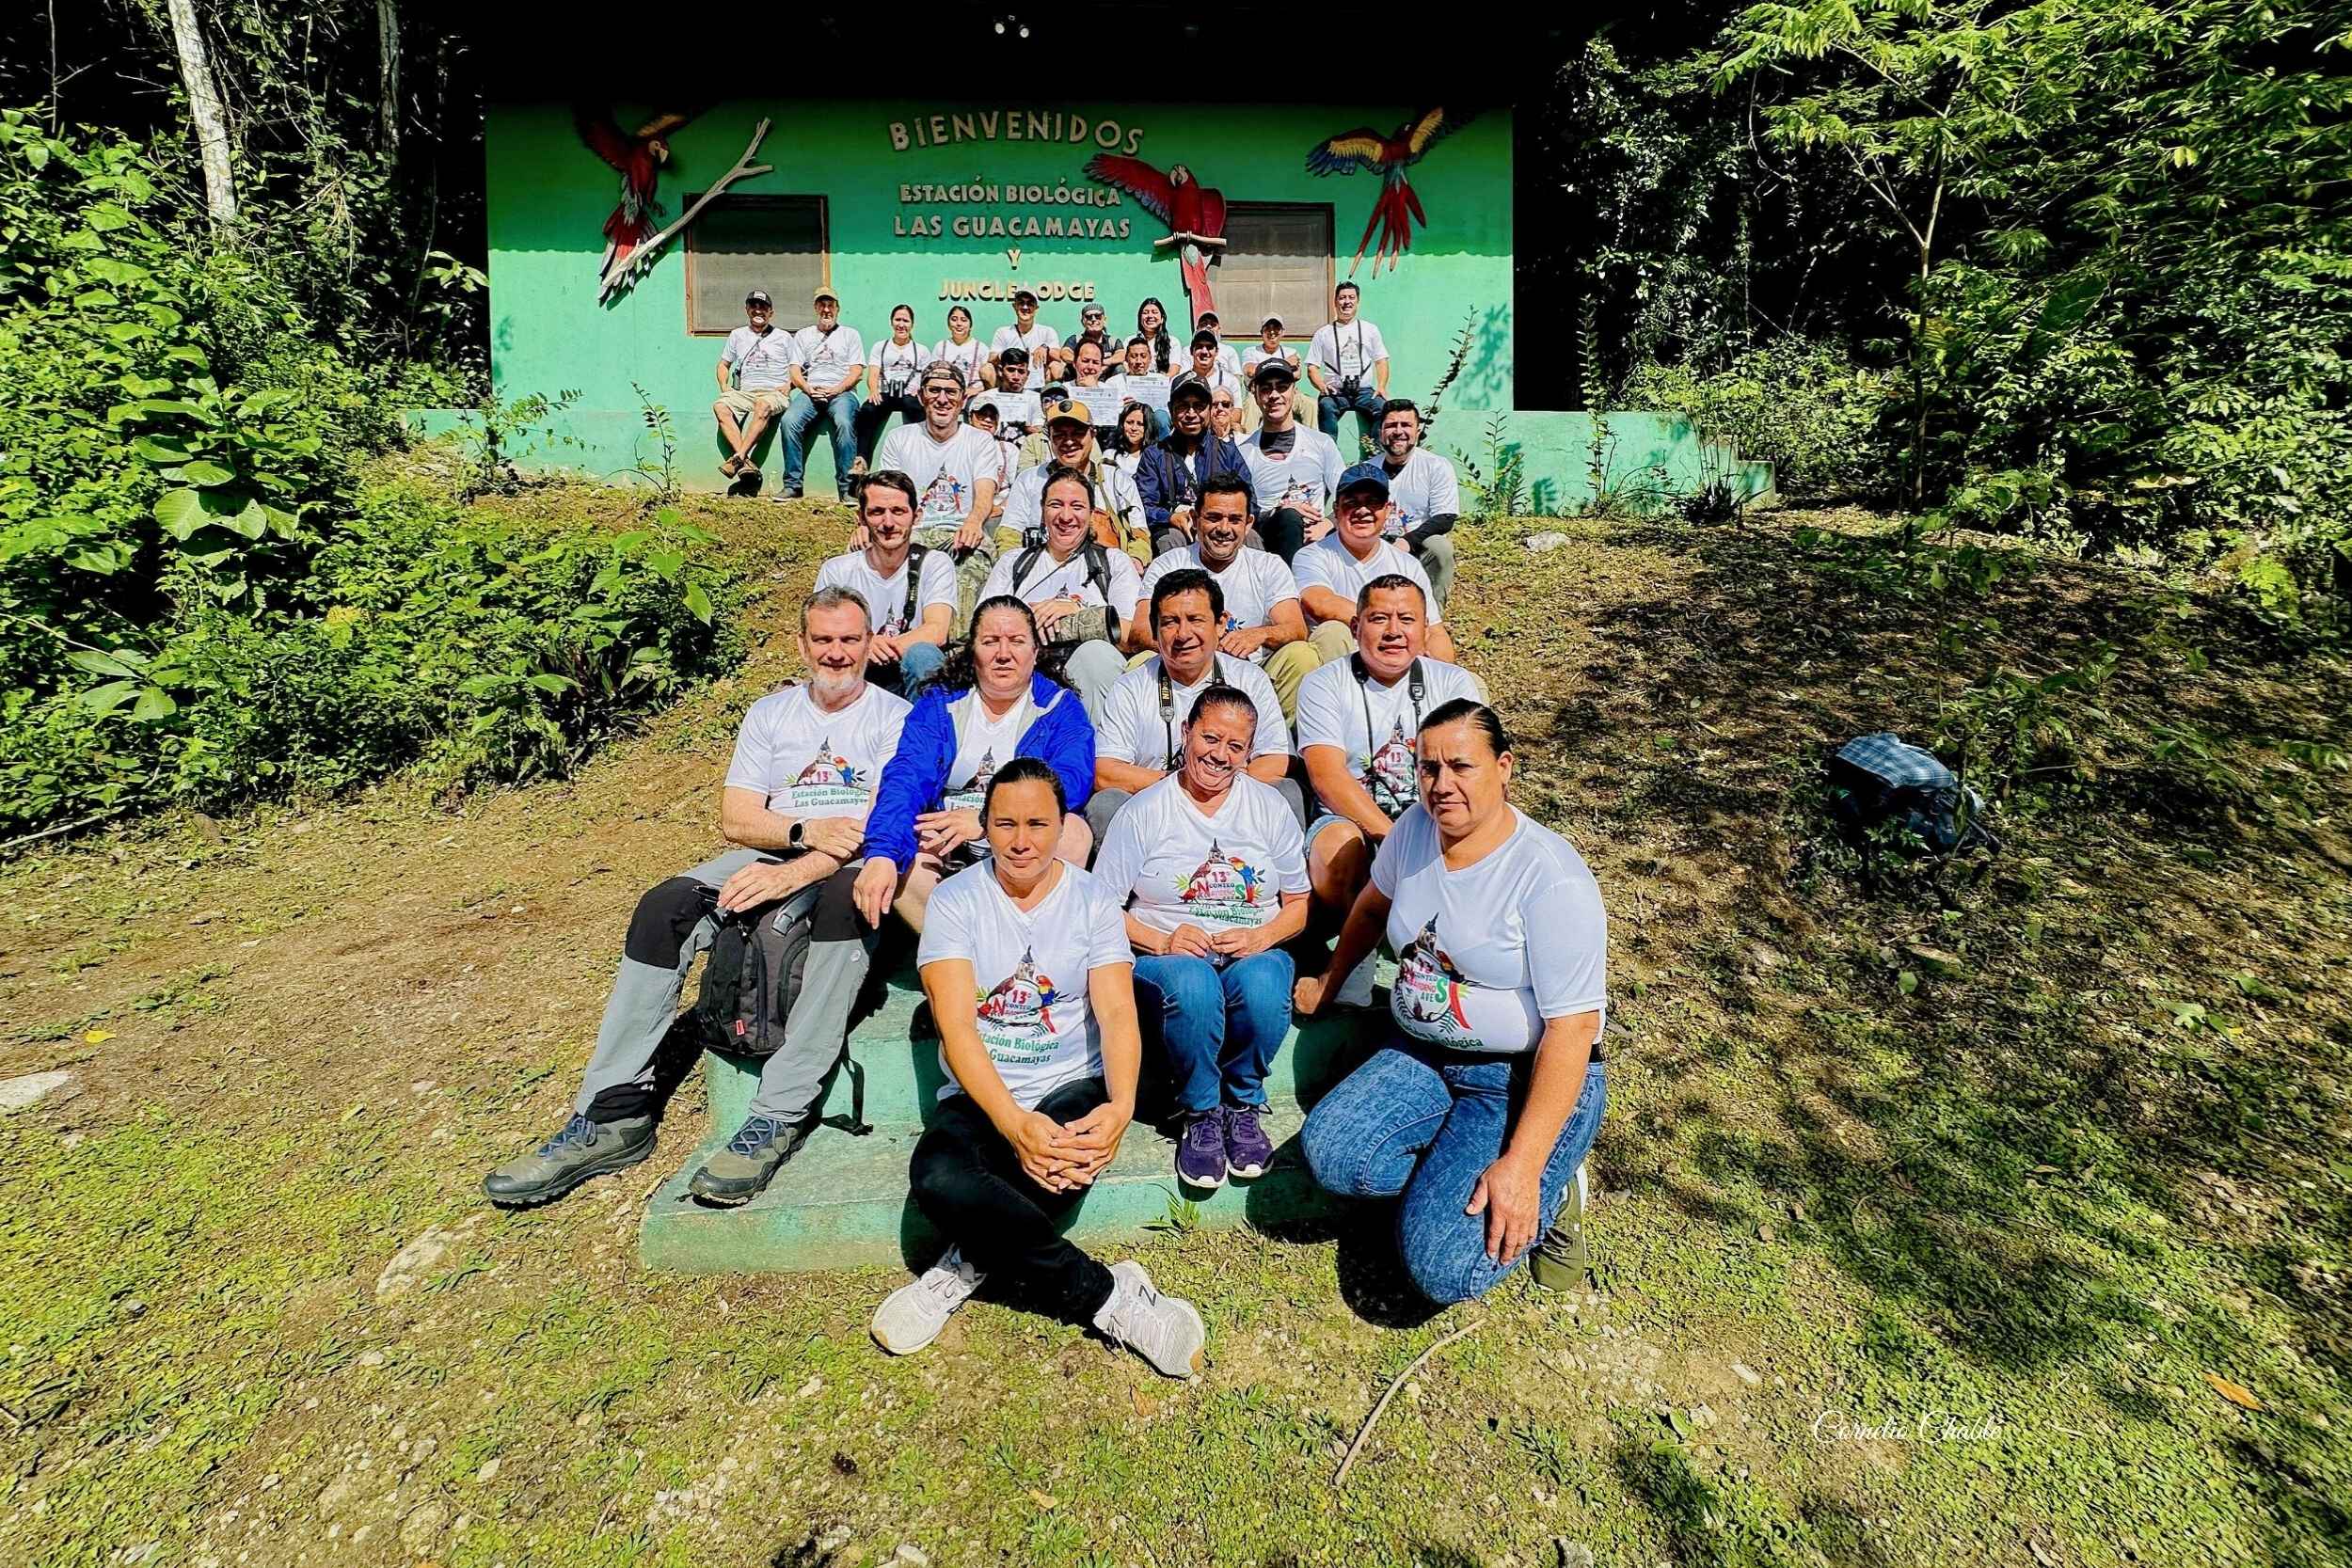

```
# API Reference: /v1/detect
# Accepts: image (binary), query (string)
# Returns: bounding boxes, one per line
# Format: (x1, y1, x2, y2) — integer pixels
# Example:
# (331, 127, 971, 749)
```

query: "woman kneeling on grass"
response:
(870, 757, 1208, 1375)
(1092, 684, 1309, 1190)
(1294, 700, 1609, 1303)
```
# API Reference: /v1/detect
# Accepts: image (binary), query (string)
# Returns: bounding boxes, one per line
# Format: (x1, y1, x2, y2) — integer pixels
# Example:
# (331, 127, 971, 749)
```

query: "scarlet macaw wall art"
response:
(574, 107, 774, 304)
(1082, 154, 1229, 327)
(1306, 107, 1477, 276)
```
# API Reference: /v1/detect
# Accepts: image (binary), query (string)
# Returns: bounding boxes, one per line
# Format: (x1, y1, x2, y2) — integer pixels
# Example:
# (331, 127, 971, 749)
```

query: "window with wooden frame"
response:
(683, 195, 829, 335)
(1213, 203, 1333, 341)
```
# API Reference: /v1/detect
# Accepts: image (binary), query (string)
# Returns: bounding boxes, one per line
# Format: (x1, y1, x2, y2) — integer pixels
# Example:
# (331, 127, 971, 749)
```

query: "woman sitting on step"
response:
(1091, 684, 1309, 1193)
(853, 596, 1095, 935)
(1294, 699, 1611, 1304)
(870, 757, 1208, 1377)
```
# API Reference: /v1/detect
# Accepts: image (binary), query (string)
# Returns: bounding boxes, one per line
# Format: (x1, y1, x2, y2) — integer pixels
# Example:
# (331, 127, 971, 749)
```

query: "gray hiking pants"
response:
(572, 847, 874, 1126)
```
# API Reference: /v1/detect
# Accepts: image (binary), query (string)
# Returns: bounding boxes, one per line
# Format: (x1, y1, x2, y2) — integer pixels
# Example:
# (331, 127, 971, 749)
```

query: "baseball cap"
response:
(1337, 461, 1391, 499)
(744, 289, 773, 308)
(1013, 287, 1039, 306)
(1045, 403, 1093, 429)
(968, 393, 1001, 417)
(812, 285, 839, 303)
(1198, 309, 1222, 327)
(1249, 357, 1297, 386)
(1168, 372, 1212, 403)
(919, 362, 964, 390)
(1189, 329, 1219, 351)
(1261, 316, 1284, 332)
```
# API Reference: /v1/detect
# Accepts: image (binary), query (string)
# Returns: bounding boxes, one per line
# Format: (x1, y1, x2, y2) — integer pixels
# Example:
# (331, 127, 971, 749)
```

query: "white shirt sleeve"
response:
(1369, 805, 1427, 899)
(1295, 665, 1347, 754)
(1309, 325, 1337, 375)
(1528, 870, 1609, 1018)
(1083, 876, 1132, 970)
(1366, 323, 1390, 364)
(1426, 452, 1461, 517)
(721, 699, 783, 796)
(1105, 549, 1143, 624)
(977, 552, 1018, 604)
(914, 873, 976, 969)
(1268, 793, 1310, 895)
(1089, 798, 1147, 910)
(720, 328, 744, 367)
(915, 548, 959, 616)
(1095, 676, 1152, 768)
(1292, 544, 1338, 599)
(1002, 469, 1041, 536)
(837, 328, 866, 371)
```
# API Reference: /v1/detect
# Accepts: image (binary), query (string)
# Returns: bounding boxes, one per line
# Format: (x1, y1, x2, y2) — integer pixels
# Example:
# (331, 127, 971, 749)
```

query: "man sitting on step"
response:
(1134, 474, 1318, 720)
(481, 587, 912, 1211)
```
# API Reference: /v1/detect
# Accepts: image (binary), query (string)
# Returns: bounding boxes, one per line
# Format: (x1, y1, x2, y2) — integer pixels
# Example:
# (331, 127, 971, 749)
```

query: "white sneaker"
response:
(871, 1245, 984, 1354)
(1093, 1259, 1206, 1379)
(1336, 952, 1377, 1009)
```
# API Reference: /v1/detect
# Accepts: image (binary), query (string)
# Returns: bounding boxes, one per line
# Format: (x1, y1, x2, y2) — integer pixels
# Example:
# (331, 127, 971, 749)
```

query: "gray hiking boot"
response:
(482, 1114, 655, 1208)
(1530, 1161, 1592, 1291)
(688, 1113, 814, 1205)
(871, 1245, 985, 1355)
(1093, 1259, 1206, 1379)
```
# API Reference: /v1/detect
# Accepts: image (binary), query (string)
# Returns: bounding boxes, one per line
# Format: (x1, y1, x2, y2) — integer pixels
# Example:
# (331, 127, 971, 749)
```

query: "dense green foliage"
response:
(0, 114, 741, 836)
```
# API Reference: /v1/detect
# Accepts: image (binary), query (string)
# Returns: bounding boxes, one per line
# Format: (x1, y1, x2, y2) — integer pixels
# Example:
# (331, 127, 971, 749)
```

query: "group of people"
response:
(479, 312, 1599, 1381)
(709, 283, 1452, 617)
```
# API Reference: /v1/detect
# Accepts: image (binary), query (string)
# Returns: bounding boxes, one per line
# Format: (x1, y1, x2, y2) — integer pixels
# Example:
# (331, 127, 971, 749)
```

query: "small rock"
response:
(186, 911, 217, 927)
(1730, 1361, 1762, 1387)
(0, 1070, 75, 1113)
(375, 1226, 458, 1300)
(1904, 943, 1967, 978)
(1555, 1541, 1597, 1568)
(411, 1080, 437, 1096)
(473, 1458, 501, 1484)
(895, 1547, 930, 1567)
(355, 1350, 386, 1369)
(399, 1500, 449, 1552)
(796, 1376, 823, 1399)
(1523, 531, 1571, 554)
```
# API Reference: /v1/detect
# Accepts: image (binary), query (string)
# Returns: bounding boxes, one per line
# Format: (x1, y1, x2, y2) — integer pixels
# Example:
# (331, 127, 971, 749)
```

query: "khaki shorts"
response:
(718, 387, 788, 419)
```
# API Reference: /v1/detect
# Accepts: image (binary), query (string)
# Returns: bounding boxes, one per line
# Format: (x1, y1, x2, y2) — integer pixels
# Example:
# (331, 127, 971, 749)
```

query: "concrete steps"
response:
(639, 961, 1391, 1275)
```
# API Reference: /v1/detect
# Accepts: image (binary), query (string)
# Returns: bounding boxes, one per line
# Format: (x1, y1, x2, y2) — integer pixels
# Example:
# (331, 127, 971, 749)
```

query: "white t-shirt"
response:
(918, 862, 1132, 1107)
(794, 324, 866, 391)
(813, 546, 959, 640)
(1184, 366, 1244, 407)
(930, 337, 990, 387)
(1382, 448, 1462, 540)
(1241, 344, 1299, 379)
(1239, 425, 1345, 516)
(999, 460, 1145, 539)
(1095, 653, 1292, 771)
(1292, 535, 1444, 624)
(1139, 545, 1302, 657)
(992, 323, 1060, 368)
(1295, 656, 1487, 820)
(1104, 446, 1147, 489)
(1093, 774, 1308, 939)
(722, 325, 800, 393)
(722, 682, 911, 817)
(1374, 805, 1609, 1055)
(1309, 320, 1390, 382)
(868, 337, 930, 396)
(876, 422, 1002, 535)
(979, 539, 1143, 626)
(942, 689, 1036, 812)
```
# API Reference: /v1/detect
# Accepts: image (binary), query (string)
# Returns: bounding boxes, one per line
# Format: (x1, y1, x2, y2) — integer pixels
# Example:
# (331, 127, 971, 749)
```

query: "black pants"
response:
(908, 1076, 1116, 1323)
(1259, 506, 1309, 563)
(854, 392, 925, 464)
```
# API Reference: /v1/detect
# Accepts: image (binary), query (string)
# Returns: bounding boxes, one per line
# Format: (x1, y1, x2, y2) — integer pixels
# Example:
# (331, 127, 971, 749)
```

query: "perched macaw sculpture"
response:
(575, 106, 699, 298)
(1083, 153, 1229, 326)
(1306, 107, 1476, 275)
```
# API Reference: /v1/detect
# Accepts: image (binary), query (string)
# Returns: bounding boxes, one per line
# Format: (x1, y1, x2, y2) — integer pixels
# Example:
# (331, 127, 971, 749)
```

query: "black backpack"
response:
(692, 897, 815, 1059)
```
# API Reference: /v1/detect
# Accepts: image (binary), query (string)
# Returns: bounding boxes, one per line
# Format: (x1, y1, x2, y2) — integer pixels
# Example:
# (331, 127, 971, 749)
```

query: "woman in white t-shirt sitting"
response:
(1092, 685, 1310, 1192)
(1104, 402, 1153, 492)
(870, 757, 1208, 1377)
(1295, 700, 1610, 1304)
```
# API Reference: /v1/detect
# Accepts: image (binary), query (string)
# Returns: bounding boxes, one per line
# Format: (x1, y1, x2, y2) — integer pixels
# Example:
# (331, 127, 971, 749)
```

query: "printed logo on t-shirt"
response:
(1362, 719, 1417, 818)
(1392, 915, 1474, 1039)
(788, 735, 869, 809)
(975, 944, 1063, 1063)
(944, 746, 997, 813)
(1174, 837, 1272, 927)
(918, 470, 966, 527)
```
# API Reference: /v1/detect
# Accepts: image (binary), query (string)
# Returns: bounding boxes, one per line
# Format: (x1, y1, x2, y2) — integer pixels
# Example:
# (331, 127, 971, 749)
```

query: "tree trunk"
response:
(164, 0, 237, 227)
(375, 0, 401, 153)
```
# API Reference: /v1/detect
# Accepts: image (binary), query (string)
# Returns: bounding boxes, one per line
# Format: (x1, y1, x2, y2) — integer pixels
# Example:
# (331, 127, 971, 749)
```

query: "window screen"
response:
(1214, 204, 1333, 339)
(684, 195, 829, 335)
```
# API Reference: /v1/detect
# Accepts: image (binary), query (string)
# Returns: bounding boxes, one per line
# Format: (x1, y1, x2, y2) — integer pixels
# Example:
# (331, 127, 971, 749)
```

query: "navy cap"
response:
(1337, 461, 1391, 499)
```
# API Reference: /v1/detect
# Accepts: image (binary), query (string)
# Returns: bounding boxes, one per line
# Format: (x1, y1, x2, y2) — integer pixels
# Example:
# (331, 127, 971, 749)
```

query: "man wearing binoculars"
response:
(1307, 282, 1390, 454)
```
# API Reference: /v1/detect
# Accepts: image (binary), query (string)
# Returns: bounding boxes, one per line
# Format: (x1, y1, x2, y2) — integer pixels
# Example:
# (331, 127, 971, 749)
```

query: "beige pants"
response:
(717, 388, 788, 418)
(1120, 640, 1326, 723)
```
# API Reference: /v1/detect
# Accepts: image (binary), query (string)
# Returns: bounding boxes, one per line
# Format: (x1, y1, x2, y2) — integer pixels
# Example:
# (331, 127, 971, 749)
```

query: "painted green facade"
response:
(486, 101, 1516, 494)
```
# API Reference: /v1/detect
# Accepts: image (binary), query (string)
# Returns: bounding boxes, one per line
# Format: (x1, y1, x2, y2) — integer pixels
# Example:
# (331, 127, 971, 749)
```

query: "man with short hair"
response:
(815, 471, 957, 694)
(877, 364, 1003, 635)
(979, 461, 1142, 721)
(1138, 474, 1318, 717)
(714, 289, 798, 486)
(1104, 336, 1172, 440)
(1001, 404, 1147, 549)
(1136, 374, 1251, 557)
(1293, 462, 1458, 663)
(1181, 329, 1245, 413)
(1053, 299, 1115, 381)
(992, 289, 1061, 385)
(482, 589, 912, 1208)
(989, 348, 1046, 467)
(1238, 359, 1344, 563)
(1191, 309, 1246, 381)
(1293, 573, 1486, 1005)
(1086, 568, 1297, 844)
(1375, 399, 1463, 615)
(1307, 281, 1390, 451)
(783, 287, 866, 503)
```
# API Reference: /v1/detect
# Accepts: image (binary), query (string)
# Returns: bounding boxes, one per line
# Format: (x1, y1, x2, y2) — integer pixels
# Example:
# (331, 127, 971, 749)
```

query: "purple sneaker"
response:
(1223, 1104, 1274, 1180)
(1176, 1110, 1227, 1189)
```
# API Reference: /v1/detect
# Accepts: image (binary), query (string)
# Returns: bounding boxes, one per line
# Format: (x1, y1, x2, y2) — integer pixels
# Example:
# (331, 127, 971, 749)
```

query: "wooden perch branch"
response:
(600, 119, 774, 303)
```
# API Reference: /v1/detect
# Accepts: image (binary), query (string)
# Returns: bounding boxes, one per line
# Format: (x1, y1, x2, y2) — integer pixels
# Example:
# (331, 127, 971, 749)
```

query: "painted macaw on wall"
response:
(1082, 153, 1229, 326)
(574, 106, 698, 298)
(1306, 107, 1477, 276)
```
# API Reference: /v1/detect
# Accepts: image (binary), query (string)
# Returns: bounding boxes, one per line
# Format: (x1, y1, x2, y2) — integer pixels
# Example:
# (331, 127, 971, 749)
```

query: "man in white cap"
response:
(783, 286, 866, 503)
(714, 289, 796, 487)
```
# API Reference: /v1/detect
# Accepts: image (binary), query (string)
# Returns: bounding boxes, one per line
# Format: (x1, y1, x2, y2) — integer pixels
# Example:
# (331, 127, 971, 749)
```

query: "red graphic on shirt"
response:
(1393, 915, 1472, 1035)
(791, 736, 862, 793)
(976, 945, 1059, 1037)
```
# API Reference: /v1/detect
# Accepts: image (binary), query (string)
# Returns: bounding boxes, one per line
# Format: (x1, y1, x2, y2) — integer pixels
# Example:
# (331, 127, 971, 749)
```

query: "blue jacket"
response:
(1136, 433, 1253, 531)
(862, 672, 1095, 871)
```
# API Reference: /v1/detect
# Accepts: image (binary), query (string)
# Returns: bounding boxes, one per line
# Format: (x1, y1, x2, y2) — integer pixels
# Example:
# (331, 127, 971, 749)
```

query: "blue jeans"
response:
(784, 390, 862, 499)
(1134, 949, 1295, 1115)
(1317, 382, 1385, 448)
(1302, 1044, 1608, 1305)
(874, 640, 945, 696)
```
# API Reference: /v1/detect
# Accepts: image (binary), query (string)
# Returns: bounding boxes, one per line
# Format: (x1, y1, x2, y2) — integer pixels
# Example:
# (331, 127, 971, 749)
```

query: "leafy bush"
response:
(1623, 341, 1899, 500)
(0, 484, 744, 833)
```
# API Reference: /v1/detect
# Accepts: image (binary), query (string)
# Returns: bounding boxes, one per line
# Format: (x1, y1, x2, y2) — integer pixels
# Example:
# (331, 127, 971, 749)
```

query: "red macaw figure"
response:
(1306, 107, 1476, 275)
(575, 106, 698, 294)
(1083, 154, 1229, 326)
